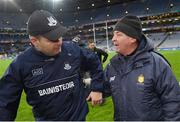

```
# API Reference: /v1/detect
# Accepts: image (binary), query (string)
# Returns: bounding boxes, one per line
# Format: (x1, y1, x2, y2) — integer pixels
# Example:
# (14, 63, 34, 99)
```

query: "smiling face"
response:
(112, 31, 138, 56)
(30, 36, 63, 56)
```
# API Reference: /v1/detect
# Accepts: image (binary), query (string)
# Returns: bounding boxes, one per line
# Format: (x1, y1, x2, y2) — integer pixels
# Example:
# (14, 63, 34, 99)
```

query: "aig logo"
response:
(32, 68, 43, 76)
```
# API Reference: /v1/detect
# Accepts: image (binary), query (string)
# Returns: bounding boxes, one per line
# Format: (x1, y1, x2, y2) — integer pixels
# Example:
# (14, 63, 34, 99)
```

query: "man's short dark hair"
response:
(88, 40, 94, 44)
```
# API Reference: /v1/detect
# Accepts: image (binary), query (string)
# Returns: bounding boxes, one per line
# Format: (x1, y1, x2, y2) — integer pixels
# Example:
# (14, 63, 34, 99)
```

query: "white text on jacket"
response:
(38, 81, 75, 96)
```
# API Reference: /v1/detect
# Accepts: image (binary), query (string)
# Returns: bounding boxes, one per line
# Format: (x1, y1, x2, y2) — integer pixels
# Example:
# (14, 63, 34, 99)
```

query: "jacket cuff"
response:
(90, 81, 104, 92)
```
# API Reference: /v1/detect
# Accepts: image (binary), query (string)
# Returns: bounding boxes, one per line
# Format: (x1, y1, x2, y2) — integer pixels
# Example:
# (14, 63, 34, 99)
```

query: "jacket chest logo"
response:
(32, 68, 43, 76)
(137, 74, 144, 84)
(110, 76, 116, 82)
(64, 63, 71, 70)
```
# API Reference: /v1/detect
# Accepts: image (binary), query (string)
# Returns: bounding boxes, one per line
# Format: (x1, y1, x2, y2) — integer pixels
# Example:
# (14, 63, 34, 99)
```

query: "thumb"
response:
(86, 94, 91, 101)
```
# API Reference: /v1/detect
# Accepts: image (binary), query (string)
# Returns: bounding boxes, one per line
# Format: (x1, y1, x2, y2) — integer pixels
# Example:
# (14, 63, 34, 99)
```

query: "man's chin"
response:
(115, 49, 121, 54)
(114, 48, 119, 53)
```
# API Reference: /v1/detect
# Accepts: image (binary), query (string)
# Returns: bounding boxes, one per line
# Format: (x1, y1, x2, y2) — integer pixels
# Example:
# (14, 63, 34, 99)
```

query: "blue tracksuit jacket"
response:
(0, 42, 104, 120)
(104, 35, 180, 121)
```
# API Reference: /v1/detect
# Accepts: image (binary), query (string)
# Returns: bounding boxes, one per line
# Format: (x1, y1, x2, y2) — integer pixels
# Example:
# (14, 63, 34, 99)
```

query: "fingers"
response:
(91, 99, 103, 106)
(87, 91, 103, 106)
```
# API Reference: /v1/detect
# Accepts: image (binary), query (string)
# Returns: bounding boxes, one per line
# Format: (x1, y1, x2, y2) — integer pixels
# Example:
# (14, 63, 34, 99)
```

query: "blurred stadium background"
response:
(0, 0, 179, 121)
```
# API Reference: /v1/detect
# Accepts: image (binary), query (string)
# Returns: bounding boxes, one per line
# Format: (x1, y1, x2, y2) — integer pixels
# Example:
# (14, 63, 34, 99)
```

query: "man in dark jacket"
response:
(88, 40, 108, 63)
(104, 15, 180, 121)
(0, 10, 104, 121)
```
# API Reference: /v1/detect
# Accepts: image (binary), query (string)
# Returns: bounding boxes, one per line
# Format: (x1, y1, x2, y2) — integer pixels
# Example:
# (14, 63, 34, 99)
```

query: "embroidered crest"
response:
(47, 16, 57, 26)
(137, 74, 144, 84)
(64, 63, 71, 70)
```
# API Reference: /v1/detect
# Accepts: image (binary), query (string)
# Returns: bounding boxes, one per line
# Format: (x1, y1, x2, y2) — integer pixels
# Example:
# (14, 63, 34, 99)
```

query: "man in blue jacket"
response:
(88, 40, 108, 64)
(0, 10, 104, 121)
(104, 15, 180, 120)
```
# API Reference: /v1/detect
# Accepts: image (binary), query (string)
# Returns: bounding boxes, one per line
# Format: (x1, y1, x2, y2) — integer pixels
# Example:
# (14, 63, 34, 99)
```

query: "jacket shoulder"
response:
(109, 54, 119, 63)
(11, 47, 32, 65)
(63, 41, 81, 55)
(151, 51, 171, 67)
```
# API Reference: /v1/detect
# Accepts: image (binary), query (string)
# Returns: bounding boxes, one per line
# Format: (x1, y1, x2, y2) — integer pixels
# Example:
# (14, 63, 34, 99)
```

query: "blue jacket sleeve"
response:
(0, 59, 23, 120)
(103, 63, 112, 97)
(80, 48, 104, 92)
(154, 56, 180, 120)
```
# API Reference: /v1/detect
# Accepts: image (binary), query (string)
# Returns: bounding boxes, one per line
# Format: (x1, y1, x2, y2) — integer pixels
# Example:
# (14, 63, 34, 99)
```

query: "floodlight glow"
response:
(6, 0, 13, 2)
(52, 0, 63, 9)
(4, 0, 20, 11)
(142, 28, 146, 31)
(53, 0, 63, 2)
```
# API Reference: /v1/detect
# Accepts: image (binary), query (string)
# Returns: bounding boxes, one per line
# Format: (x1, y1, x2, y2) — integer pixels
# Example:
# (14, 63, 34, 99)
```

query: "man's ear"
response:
(29, 36, 38, 46)
(129, 37, 137, 43)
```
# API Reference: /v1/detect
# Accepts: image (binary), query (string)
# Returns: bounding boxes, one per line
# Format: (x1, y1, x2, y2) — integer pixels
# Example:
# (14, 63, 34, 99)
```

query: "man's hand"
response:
(86, 91, 103, 106)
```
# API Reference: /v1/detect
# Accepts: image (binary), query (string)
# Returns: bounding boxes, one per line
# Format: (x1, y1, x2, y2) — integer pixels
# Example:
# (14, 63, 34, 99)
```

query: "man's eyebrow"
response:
(115, 32, 121, 35)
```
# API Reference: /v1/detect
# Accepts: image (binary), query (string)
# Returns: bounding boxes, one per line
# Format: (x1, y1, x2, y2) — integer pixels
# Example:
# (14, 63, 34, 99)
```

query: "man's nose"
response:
(112, 36, 115, 42)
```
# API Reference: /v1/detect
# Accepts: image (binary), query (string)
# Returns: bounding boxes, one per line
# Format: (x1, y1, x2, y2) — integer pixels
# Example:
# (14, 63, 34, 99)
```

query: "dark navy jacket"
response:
(104, 35, 180, 121)
(0, 42, 104, 121)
